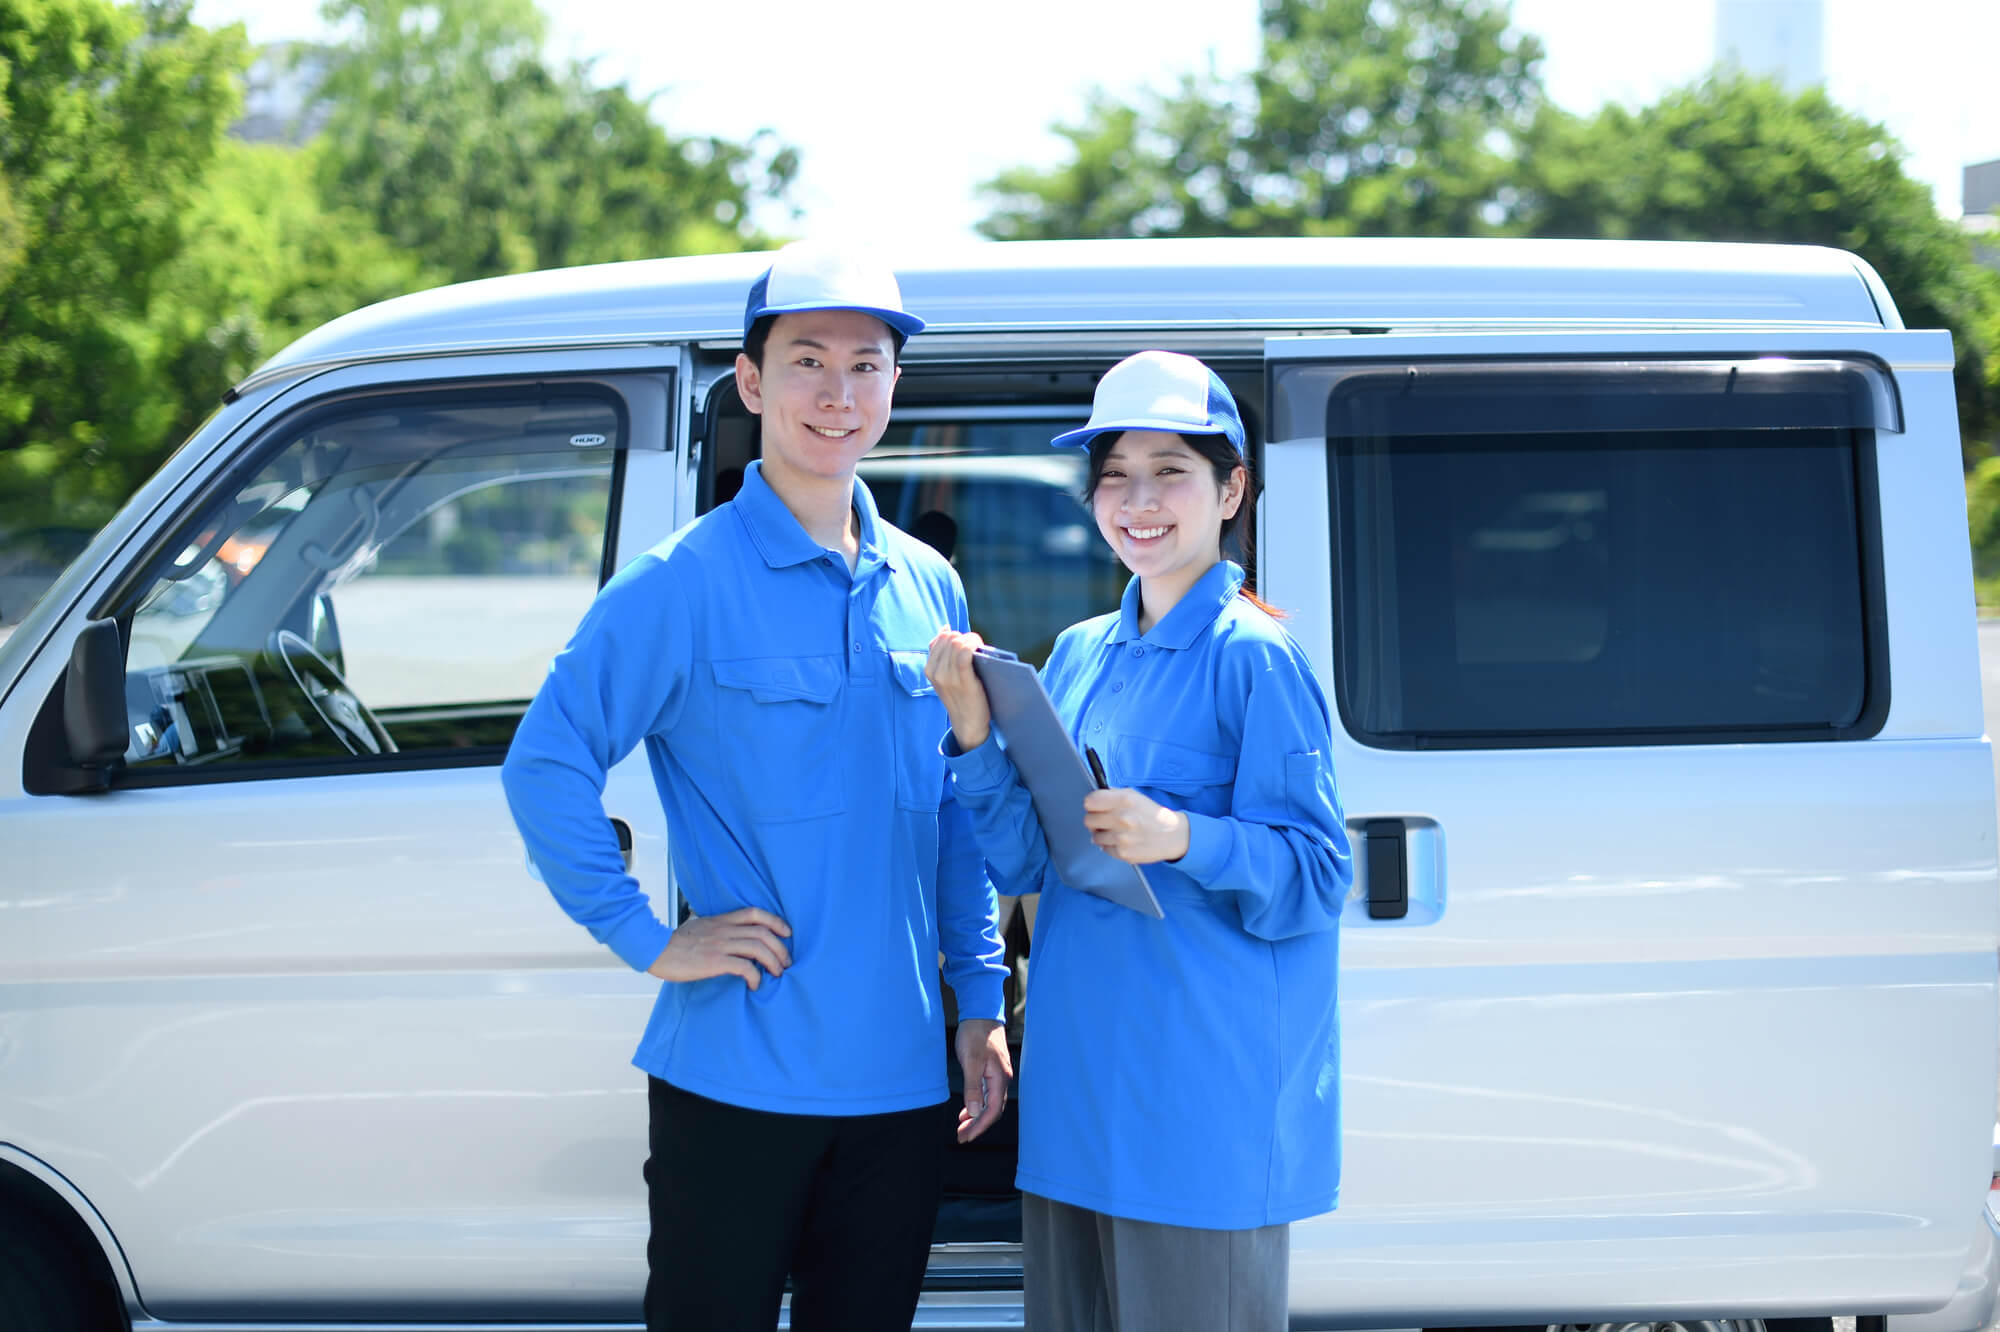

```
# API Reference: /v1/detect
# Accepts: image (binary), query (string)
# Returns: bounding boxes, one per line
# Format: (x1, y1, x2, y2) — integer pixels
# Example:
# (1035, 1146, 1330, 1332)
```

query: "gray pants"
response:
(1021, 1192, 1290, 1332)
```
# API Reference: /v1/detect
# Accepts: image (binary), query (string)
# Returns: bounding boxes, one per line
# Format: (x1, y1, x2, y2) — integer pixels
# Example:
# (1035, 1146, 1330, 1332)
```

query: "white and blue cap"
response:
(742, 242, 926, 343)
(1051, 350, 1246, 454)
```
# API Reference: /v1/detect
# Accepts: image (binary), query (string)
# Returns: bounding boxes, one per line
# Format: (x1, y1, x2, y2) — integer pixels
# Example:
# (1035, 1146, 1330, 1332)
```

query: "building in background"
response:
(1715, 0, 1825, 92)
(233, 43, 330, 145)
(1966, 160, 2000, 224)
(1965, 159, 2000, 269)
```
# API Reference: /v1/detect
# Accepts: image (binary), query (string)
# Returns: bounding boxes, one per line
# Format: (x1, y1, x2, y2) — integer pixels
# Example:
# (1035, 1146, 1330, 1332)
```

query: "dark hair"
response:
(1082, 430, 1286, 619)
(742, 314, 906, 368)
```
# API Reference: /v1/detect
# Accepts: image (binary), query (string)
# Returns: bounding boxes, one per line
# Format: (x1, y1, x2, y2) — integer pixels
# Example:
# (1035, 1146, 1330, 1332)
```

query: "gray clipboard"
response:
(971, 648, 1164, 918)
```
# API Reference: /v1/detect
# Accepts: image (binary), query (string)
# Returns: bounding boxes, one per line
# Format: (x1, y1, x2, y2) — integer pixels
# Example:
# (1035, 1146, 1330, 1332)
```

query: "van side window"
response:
(1326, 359, 1886, 748)
(118, 392, 622, 778)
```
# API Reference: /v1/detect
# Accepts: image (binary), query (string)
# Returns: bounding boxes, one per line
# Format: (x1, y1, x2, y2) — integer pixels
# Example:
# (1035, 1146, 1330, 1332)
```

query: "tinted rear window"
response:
(1326, 363, 1882, 748)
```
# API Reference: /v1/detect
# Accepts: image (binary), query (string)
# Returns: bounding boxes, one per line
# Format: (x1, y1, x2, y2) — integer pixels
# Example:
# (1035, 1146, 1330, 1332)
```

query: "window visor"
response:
(1328, 357, 1902, 439)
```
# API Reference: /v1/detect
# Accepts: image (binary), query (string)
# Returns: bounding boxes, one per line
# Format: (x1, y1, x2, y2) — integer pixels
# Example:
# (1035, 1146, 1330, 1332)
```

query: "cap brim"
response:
(1050, 417, 1238, 450)
(748, 301, 925, 340)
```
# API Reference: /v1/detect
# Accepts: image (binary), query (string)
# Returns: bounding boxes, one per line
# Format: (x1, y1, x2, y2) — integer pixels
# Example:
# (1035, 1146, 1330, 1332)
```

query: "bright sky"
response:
(191, 0, 2000, 245)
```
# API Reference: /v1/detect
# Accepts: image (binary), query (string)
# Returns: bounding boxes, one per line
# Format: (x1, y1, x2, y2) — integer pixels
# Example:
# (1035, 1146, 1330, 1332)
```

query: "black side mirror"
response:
(64, 619, 129, 784)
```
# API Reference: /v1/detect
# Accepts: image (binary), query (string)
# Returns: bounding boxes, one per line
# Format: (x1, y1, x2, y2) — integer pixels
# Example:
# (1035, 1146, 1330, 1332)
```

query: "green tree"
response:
(310, 0, 796, 285)
(982, 8, 1999, 462)
(1967, 455, 2000, 602)
(0, 0, 248, 533)
(979, 0, 1546, 240)
(1513, 75, 2000, 455)
(141, 139, 435, 452)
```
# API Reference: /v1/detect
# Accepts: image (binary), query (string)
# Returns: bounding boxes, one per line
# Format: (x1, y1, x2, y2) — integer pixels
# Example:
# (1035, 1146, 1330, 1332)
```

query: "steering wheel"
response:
(269, 630, 398, 756)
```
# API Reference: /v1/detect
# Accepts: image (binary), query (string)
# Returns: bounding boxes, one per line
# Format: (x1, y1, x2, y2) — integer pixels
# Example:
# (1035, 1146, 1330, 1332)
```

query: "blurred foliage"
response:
(146, 139, 435, 457)
(1513, 75, 2000, 458)
(311, 0, 797, 284)
(1968, 457, 2000, 606)
(0, 0, 246, 534)
(0, 0, 792, 551)
(8, 0, 2000, 597)
(981, 0, 1544, 240)
(982, 0, 2000, 462)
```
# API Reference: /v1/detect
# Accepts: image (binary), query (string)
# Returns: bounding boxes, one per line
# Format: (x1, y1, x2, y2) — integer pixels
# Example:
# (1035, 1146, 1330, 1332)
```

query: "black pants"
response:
(643, 1077, 944, 1331)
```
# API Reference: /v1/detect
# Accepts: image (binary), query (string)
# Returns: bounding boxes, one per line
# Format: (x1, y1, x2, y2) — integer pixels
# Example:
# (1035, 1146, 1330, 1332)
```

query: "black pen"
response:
(1084, 745, 1110, 790)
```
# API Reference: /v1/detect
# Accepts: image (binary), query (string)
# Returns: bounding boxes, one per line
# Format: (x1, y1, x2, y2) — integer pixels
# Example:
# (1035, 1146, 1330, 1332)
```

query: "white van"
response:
(1, 238, 1994, 1332)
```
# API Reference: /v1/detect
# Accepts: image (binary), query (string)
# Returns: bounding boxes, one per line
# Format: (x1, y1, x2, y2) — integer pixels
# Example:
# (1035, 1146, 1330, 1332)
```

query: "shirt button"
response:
(852, 642, 862, 653)
(1133, 647, 1145, 658)
(1112, 682, 1124, 693)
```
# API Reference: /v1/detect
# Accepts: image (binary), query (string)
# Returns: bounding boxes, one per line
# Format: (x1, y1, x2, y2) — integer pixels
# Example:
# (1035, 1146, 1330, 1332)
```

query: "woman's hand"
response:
(1084, 788, 1191, 864)
(926, 628, 991, 751)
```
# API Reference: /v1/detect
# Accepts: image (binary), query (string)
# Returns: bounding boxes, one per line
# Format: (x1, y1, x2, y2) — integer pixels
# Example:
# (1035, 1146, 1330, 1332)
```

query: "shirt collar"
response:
(851, 472, 900, 575)
(733, 459, 899, 573)
(1111, 560, 1245, 649)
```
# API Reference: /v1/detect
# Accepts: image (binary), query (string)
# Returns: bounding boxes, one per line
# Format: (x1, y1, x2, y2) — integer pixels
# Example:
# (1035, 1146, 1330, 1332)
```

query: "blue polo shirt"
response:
(503, 461, 1007, 1116)
(945, 560, 1351, 1227)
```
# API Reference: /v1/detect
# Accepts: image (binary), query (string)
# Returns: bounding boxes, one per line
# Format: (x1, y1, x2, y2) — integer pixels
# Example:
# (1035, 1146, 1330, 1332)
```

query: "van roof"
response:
(245, 237, 1897, 392)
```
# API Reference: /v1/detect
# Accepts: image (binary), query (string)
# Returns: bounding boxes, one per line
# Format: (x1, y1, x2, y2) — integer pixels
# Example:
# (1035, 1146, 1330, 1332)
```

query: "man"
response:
(501, 243, 1011, 1330)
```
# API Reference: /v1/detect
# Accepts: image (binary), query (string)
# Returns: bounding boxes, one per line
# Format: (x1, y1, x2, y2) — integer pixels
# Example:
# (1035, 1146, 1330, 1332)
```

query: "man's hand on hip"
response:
(648, 907, 792, 989)
(954, 1018, 1013, 1143)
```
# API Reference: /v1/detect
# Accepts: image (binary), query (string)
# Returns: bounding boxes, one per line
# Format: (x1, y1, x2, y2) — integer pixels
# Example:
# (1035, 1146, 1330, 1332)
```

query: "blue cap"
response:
(742, 242, 926, 343)
(1051, 351, 1245, 454)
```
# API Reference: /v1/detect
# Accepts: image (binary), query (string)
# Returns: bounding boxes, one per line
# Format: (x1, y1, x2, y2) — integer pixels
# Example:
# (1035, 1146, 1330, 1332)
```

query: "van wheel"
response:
(0, 1206, 122, 1331)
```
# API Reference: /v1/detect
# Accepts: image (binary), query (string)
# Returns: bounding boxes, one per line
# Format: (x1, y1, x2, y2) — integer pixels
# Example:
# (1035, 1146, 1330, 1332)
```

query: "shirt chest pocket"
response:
(1108, 733, 1236, 811)
(888, 650, 946, 813)
(709, 655, 845, 822)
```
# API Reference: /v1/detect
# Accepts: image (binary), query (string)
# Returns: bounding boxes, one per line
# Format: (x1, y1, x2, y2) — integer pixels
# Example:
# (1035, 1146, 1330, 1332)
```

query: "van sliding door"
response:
(1263, 329, 1997, 1324)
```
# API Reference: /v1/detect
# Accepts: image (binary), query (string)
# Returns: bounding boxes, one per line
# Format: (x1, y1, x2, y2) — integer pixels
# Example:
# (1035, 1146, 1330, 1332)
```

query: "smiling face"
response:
(1090, 430, 1245, 600)
(735, 309, 900, 491)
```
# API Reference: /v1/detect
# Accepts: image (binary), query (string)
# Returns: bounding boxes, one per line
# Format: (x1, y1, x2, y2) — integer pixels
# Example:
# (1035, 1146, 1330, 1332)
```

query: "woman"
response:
(926, 350, 1352, 1332)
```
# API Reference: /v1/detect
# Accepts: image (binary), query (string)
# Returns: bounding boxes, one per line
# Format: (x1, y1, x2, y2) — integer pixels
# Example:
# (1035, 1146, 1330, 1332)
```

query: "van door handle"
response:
(608, 817, 634, 873)
(609, 815, 685, 923)
(1362, 819, 1409, 920)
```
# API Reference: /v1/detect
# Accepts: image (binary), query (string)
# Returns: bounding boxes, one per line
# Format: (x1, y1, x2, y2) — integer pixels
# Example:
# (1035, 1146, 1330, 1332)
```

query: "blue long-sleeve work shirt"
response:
(945, 560, 1352, 1228)
(503, 461, 1007, 1116)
